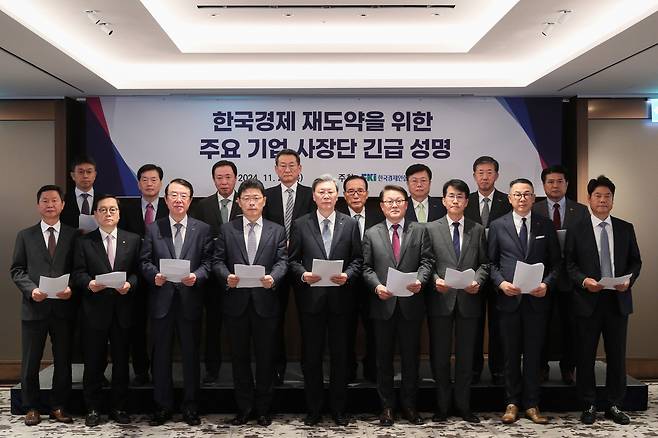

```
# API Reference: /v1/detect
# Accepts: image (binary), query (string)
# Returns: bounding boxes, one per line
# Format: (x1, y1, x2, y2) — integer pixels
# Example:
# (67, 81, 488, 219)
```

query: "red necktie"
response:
(552, 203, 561, 229)
(145, 203, 155, 225)
(392, 224, 400, 262)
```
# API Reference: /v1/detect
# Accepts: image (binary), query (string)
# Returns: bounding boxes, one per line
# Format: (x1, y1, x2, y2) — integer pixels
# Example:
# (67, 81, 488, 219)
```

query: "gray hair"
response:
(312, 174, 339, 192)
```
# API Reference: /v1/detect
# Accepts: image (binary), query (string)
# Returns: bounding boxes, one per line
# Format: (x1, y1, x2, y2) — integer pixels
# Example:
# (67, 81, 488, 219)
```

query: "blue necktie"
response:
(452, 222, 461, 260)
(519, 217, 528, 257)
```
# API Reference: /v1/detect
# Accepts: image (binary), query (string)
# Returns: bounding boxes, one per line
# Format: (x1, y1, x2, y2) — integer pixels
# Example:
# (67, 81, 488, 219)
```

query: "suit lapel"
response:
(253, 221, 274, 264)
(328, 214, 346, 258)
(292, 185, 307, 219)
(180, 219, 197, 260)
(31, 225, 51, 261)
(503, 214, 525, 257)
(527, 217, 543, 258)
(611, 217, 623, 277)
(460, 220, 474, 265)
(309, 215, 328, 258)
(377, 223, 397, 266)
(210, 194, 223, 225)
(398, 222, 414, 263)
(231, 220, 249, 263)
(114, 230, 129, 271)
(91, 230, 113, 271)
(437, 218, 458, 264)
(157, 219, 176, 259)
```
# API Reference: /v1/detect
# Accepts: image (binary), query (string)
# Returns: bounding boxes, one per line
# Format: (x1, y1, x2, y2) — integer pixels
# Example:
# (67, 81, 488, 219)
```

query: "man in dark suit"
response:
(464, 155, 512, 385)
(337, 174, 383, 383)
(11, 185, 77, 426)
(140, 178, 213, 426)
(362, 185, 433, 427)
(72, 195, 141, 427)
(532, 165, 589, 385)
(404, 163, 446, 224)
(118, 163, 169, 386)
(190, 160, 242, 384)
(213, 178, 288, 427)
(61, 156, 98, 231)
(289, 174, 362, 426)
(426, 179, 489, 423)
(263, 149, 314, 384)
(488, 178, 561, 425)
(565, 176, 642, 425)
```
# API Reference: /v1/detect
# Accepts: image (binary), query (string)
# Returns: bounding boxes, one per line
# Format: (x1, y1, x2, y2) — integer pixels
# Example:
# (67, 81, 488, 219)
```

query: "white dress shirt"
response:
(385, 218, 405, 245)
(169, 215, 188, 243)
(217, 192, 235, 219)
(411, 197, 429, 221)
(591, 214, 615, 275)
(512, 211, 531, 246)
(141, 197, 159, 220)
(316, 210, 336, 239)
(478, 191, 493, 216)
(75, 187, 94, 213)
(40, 220, 61, 246)
(242, 216, 263, 251)
(547, 197, 566, 228)
(348, 206, 366, 239)
(281, 182, 299, 215)
(99, 227, 118, 263)
(448, 216, 465, 252)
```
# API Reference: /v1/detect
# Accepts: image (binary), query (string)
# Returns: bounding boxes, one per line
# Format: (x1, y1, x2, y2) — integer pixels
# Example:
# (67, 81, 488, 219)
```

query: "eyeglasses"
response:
(511, 192, 534, 200)
(382, 199, 406, 206)
(445, 194, 467, 201)
(240, 196, 263, 203)
(277, 164, 298, 170)
(97, 207, 118, 214)
(74, 168, 96, 175)
(167, 192, 190, 200)
(345, 189, 367, 196)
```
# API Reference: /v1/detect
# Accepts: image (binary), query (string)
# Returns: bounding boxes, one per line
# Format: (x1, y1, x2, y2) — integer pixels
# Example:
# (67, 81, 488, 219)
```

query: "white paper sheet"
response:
(444, 268, 476, 290)
(38, 274, 69, 298)
(234, 264, 266, 288)
(599, 274, 632, 290)
(512, 261, 545, 294)
(557, 229, 567, 252)
(95, 271, 126, 289)
(386, 267, 418, 297)
(310, 259, 343, 287)
(78, 214, 98, 233)
(159, 259, 191, 283)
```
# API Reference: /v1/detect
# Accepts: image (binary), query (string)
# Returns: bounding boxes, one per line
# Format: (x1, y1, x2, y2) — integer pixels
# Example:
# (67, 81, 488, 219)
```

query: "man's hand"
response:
(181, 273, 197, 287)
(529, 282, 547, 298)
(464, 281, 480, 294)
(261, 275, 274, 289)
(406, 279, 422, 294)
(500, 281, 521, 296)
(88, 279, 105, 293)
(583, 277, 603, 293)
(303, 272, 321, 285)
(116, 282, 131, 295)
(435, 278, 449, 293)
(375, 284, 393, 300)
(155, 273, 167, 287)
(56, 286, 72, 300)
(31, 288, 47, 302)
(614, 280, 630, 292)
(330, 273, 348, 286)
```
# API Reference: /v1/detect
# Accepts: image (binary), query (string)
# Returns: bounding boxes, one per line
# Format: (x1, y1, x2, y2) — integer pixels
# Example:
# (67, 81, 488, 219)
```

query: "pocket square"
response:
(535, 235, 545, 239)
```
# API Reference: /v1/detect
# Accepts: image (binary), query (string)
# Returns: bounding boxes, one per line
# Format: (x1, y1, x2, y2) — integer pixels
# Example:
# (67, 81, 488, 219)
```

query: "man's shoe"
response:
(580, 405, 597, 425)
(605, 406, 630, 425)
(229, 411, 252, 426)
(401, 407, 424, 425)
(332, 413, 349, 426)
(50, 408, 73, 423)
(460, 411, 481, 423)
(379, 408, 394, 426)
(432, 411, 448, 422)
(182, 409, 201, 426)
(525, 407, 549, 424)
(202, 372, 218, 385)
(561, 369, 575, 385)
(131, 373, 150, 386)
(303, 413, 322, 426)
(501, 404, 519, 424)
(110, 410, 131, 424)
(85, 410, 101, 427)
(24, 409, 40, 426)
(257, 415, 272, 426)
(492, 373, 505, 386)
(148, 408, 172, 426)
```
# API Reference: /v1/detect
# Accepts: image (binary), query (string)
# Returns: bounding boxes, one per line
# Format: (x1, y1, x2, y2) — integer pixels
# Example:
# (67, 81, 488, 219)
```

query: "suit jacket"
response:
(213, 218, 288, 318)
(362, 221, 434, 321)
(191, 192, 243, 238)
(72, 228, 141, 330)
(263, 183, 314, 227)
(11, 222, 78, 321)
(464, 189, 512, 226)
(532, 198, 589, 291)
(289, 211, 363, 315)
(336, 200, 385, 232)
(426, 216, 489, 318)
(118, 197, 169, 237)
(405, 196, 446, 223)
(488, 212, 561, 313)
(139, 216, 213, 320)
(565, 216, 642, 317)
(61, 190, 96, 229)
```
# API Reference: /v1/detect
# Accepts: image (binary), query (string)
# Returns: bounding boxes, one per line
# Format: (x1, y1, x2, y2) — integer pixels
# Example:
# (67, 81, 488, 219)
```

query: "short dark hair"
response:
(165, 178, 194, 198)
(92, 194, 120, 212)
(211, 160, 237, 177)
(379, 185, 408, 202)
(137, 164, 163, 180)
(343, 174, 368, 192)
(70, 155, 96, 171)
(509, 178, 534, 190)
(275, 149, 301, 166)
(473, 156, 499, 173)
(587, 175, 615, 196)
(540, 165, 569, 183)
(405, 163, 432, 180)
(237, 178, 266, 197)
(312, 174, 339, 192)
(37, 185, 63, 202)
(442, 179, 470, 197)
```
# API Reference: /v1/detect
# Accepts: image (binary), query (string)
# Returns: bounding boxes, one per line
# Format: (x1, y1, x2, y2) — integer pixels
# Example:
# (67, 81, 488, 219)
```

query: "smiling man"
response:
(404, 163, 446, 224)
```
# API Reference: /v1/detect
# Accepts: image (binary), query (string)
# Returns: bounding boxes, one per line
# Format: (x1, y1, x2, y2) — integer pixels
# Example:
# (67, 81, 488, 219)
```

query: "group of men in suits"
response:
(11, 150, 642, 428)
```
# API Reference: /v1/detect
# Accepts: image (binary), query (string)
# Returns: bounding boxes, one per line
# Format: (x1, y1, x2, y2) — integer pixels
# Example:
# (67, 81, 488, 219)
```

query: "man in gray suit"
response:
(426, 179, 489, 423)
(362, 185, 434, 426)
(532, 165, 589, 385)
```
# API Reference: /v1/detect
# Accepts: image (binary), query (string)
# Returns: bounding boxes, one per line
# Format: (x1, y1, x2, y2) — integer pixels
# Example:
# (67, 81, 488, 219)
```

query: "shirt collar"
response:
(243, 215, 263, 229)
(316, 209, 336, 225)
(348, 206, 365, 218)
(411, 197, 428, 209)
(547, 197, 566, 211)
(141, 197, 158, 210)
(386, 218, 405, 230)
(512, 210, 532, 223)
(447, 215, 465, 227)
(75, 187, 94, 198)
(99, 227, 118, 240)
(169, 215, 188, 229)
(281, 182, 298, 196)
(40, 220, 61, 233)
(217, 191, 235, 203)
(478, 191, 493, 203)
(591, 214, 612, 228)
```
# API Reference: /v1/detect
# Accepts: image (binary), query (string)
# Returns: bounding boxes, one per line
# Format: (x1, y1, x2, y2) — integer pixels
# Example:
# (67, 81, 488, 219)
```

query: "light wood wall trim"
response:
(0, 100, 57, 121)
(588, 98, 649, 119)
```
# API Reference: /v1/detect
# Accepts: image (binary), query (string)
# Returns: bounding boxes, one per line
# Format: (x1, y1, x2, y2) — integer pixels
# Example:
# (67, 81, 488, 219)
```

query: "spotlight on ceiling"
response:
(541, 22, 555, 37)
(85, 10, 101, 25)
(98, 22, 114, 36)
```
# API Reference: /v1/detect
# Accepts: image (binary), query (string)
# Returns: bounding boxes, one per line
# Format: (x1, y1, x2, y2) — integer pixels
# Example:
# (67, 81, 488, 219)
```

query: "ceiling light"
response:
(541, 22, 555, 37)
(557, 9, 572, 25)
(85, 10, 100, 24)
(98, 22, 113, 35)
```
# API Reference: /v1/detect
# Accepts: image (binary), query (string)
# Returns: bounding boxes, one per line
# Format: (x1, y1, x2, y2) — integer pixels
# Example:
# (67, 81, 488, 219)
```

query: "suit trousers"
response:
(541, 289, 577, 373)
(428, 311, 477, 414)
(575, 290, 628, 407)
(21, 317, 73, 410)
(225, 299, 278, 416)
(373, 303, 422, 410)
(129, 282, 151, 377)
(347, 286, 376, 380)
(83, 313, 130, 411)
(203, 278, 223, 376)
(300, 308, 350, 415)
(473, 282, 503, 378)
(274, 277, 292, 376)
(151, 292, 201, 411)
(499, 297, 548, 408)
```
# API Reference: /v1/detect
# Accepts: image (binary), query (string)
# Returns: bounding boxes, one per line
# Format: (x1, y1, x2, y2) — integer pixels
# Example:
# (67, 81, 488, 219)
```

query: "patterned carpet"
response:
(1, 383, 656, 437)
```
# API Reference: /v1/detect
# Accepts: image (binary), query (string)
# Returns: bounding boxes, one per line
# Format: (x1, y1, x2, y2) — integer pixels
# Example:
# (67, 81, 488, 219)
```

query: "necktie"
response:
(353, 214, 363, 238)
(481, 197, 490, 227)
(392, 224, 401, 262)
(247, 222, 257, 264)
(47, 227, 56, 258)
(220, 198, 230, 223)
(452, 222, 461, 260)
(284, 188, 294, 239)
(322, 218, 332, 257)
(519, 217, 528, 257)
(173, 223, 183, 259)
(106, 234, 115, 269)
(81, 193, 91, 215)
(417, 202, 427, 223)
(599, 222, 613, 277)
(145, 202, 155, 225)
(552, 203, 561, 229)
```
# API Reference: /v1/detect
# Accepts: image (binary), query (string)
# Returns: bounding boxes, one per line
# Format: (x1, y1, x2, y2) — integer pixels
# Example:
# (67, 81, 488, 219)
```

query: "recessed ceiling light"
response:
(360, 13, 367, 17)
(284, 13, 292, 17)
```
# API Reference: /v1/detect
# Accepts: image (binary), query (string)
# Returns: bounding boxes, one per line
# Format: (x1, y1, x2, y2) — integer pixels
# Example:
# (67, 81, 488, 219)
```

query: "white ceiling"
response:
(0, 0, 657, 97)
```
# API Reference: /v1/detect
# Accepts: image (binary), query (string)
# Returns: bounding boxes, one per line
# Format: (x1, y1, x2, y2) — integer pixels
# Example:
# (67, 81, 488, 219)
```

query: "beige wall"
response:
(0, 121, 55, 360)
(588, 119, 658, 358)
